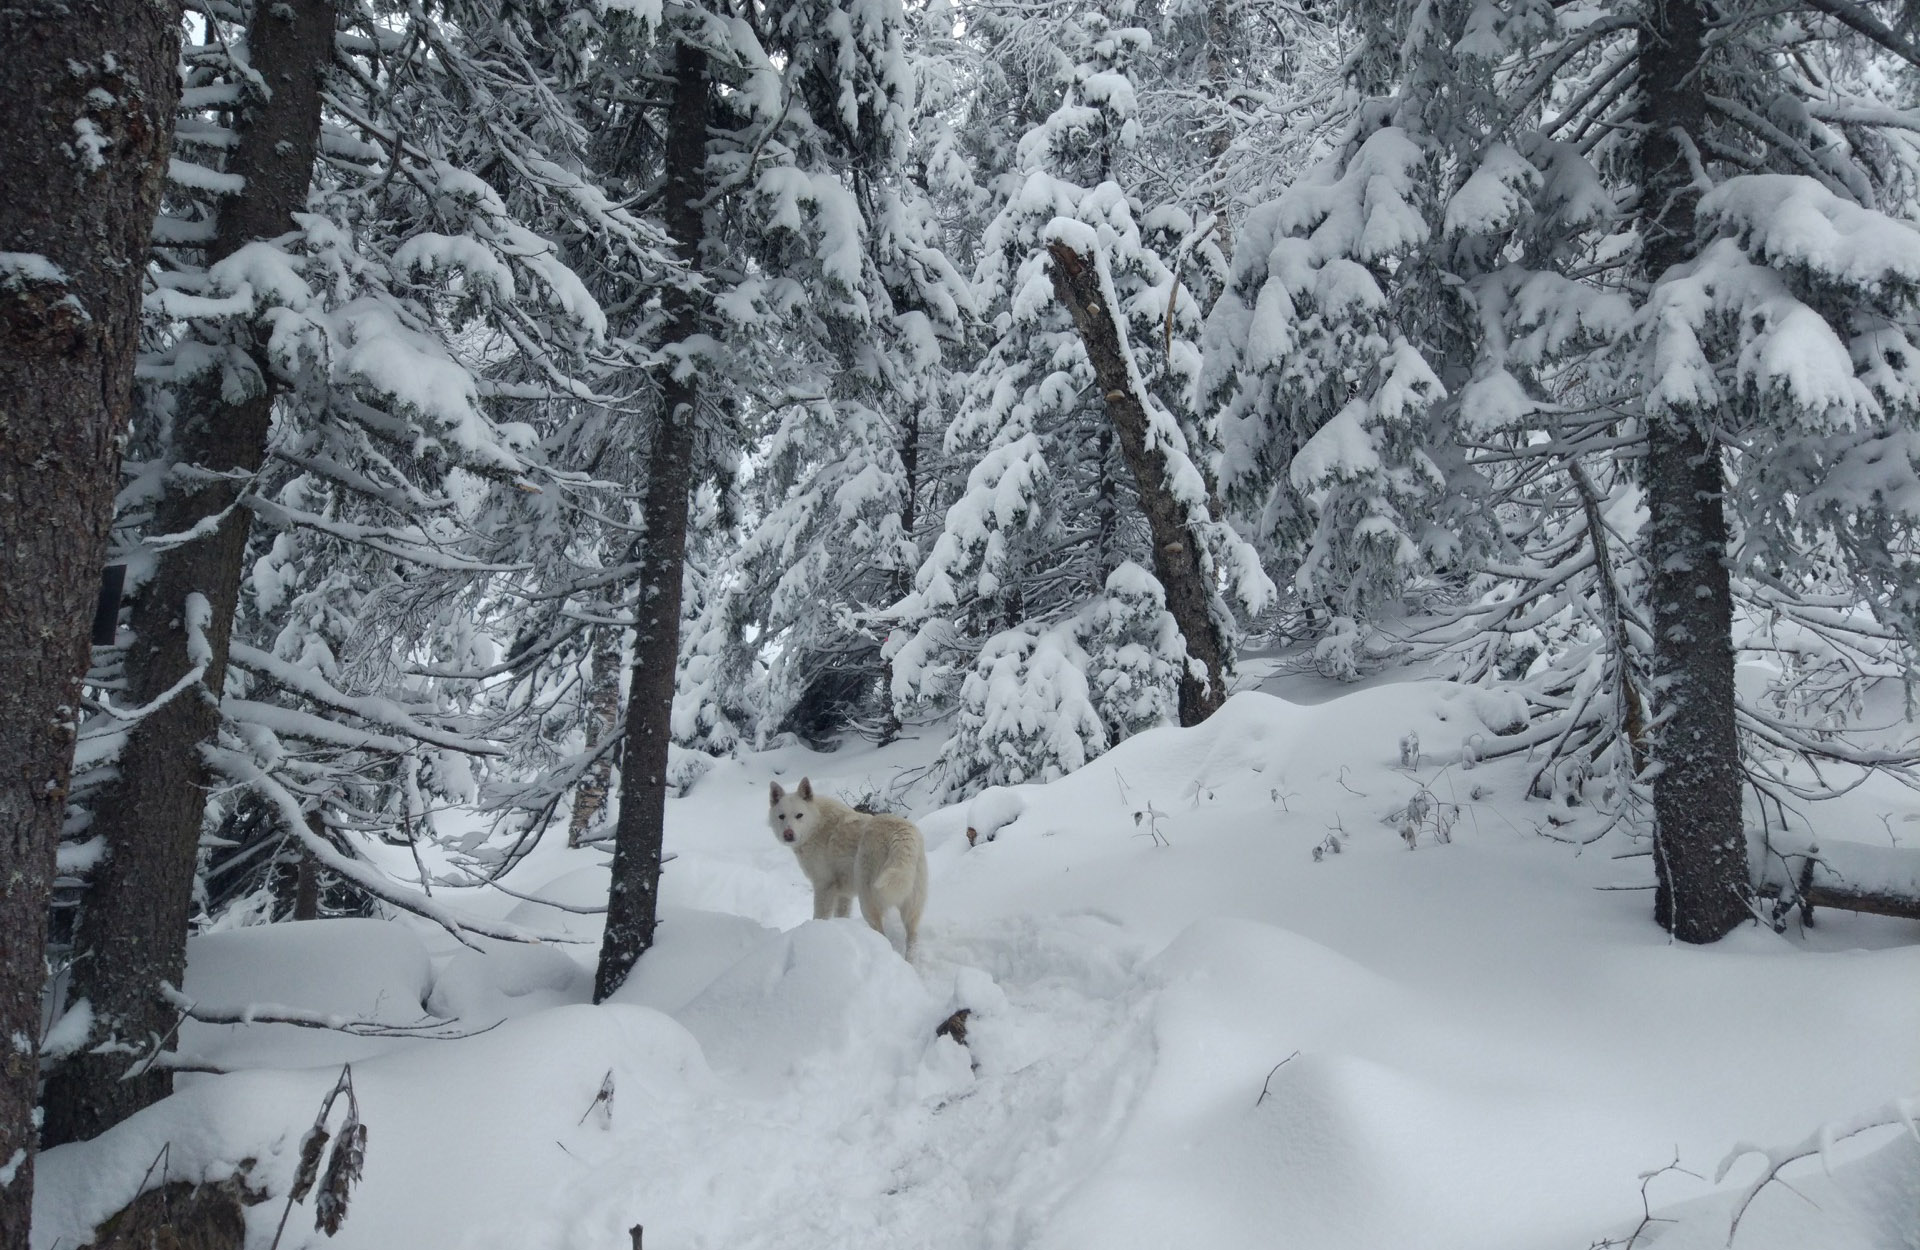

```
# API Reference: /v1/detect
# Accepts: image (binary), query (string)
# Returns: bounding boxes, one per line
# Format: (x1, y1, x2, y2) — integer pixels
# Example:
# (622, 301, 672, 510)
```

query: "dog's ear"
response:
(797, 776, 813, 800)
(769, 780, 784, 803)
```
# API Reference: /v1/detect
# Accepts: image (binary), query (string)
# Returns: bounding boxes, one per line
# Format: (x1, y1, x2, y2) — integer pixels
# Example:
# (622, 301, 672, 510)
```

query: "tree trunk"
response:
(878, 408, 920, 743)
(1204, 0, 1235, 261)
(1638, 0, 1750, 943)
(291, 811, 324, 921)
(40, 0, 335, 1147)
(568, 622, 624, 846)
(594, 39, 710, 1003)
(0, 3, 179, 1242)
(1047, 239, 1228, 726)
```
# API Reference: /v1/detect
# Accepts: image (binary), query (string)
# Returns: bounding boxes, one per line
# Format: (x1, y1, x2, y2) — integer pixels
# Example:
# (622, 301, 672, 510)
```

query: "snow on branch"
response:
(228, 642, 502, 756)
(158, 984, 501, 1040)
(204, 747, 586, 948)
(1716, 1097, 1920, 1245)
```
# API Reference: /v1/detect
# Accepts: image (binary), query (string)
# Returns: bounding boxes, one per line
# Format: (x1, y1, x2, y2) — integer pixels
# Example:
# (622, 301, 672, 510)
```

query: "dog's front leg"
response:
(833, 894, 852, 919)
(812, 885, 837, 921)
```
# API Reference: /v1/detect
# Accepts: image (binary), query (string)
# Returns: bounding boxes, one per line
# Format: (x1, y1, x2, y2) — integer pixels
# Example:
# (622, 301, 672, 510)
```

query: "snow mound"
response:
(34, 1003, 709, 1250)
(676, 918, 943, 1096)
(426, 939, 590, 1023)
(176, 918, 434, 1071)
(184, 917, 431, 1019)
(610, 906, 775, 1015)
(501, 864, 612, 940)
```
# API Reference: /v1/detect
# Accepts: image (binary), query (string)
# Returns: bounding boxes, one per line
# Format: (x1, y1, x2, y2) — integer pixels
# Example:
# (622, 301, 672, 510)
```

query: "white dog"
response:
(769, 777, 928, 957)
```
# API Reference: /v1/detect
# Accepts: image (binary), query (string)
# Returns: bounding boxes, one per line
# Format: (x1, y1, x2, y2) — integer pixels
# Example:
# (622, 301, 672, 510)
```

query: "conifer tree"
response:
(1205, 0, 1920, 940)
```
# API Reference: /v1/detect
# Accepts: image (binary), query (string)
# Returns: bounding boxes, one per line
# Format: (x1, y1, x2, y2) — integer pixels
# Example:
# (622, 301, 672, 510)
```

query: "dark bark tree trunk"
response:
(291, 812, 325, 921)
(0, 3, 179, 1243)
(39, 0, 335, 1147)
(594, 39, 711, 1003)
(1047, 240, 1229, 726)
(1638, 0, 1750, 943)
(878, 409, 920, 744)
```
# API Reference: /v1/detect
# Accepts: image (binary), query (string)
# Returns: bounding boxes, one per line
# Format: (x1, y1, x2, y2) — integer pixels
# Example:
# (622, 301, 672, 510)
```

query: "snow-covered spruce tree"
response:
(0, 0, 178, 1236)
(1630, 0, 1920, 939)
(44, 0, 625, 1141)
(1205, 0, 1920, 939)
(601, 0, 981, 991)
(671, 0, 974, 753)
(888, 1, 1271, 797)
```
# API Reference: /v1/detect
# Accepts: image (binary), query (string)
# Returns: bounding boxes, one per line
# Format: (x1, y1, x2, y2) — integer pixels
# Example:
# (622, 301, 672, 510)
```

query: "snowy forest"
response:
(2, 0, 1919, 1246)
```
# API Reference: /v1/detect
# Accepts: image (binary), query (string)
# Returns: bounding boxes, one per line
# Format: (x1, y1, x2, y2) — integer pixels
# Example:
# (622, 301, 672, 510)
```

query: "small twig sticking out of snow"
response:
(1255, 1052, 1300, 1107)
(1336, 765, 1366, 797)
(1587, 1150, 1698, 1250)
(132, 1141, 173, 1205)
(1133, 802, 1171, 847)
(1313, 817, 1345, 863)
(577, 1069, 615, 1127)
(1718, 1098, 1920, 1247)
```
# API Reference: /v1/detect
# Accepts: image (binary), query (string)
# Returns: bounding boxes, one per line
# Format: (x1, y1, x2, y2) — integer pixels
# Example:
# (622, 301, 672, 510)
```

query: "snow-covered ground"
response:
(33, 673, 1920, 1250)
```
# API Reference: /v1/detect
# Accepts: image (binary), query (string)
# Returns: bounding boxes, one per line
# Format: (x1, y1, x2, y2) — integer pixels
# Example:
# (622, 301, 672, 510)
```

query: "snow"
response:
(964, 787, 1026, 843)
(0, 252, 67, 285)
(32, 678, 1920, 1250)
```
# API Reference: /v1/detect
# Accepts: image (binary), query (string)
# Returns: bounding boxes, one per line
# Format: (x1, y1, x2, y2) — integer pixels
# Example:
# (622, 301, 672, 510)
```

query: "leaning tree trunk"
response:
(1047, 240, 1229, 726)
(593, 39, 711, 1003)
(40, 0, 335, 1147)
(0, 3, 178, 1243)
(1638, 0, 1750, 943)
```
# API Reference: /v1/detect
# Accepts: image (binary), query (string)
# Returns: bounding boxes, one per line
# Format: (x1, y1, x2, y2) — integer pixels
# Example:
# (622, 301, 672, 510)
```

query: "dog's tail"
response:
(872, 829, 921, 901)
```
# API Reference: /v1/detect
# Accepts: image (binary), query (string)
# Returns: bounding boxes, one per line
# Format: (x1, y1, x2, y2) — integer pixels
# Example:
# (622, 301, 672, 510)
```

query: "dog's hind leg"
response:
(858, 891, 887, 938)
(901, 891, 921, 959)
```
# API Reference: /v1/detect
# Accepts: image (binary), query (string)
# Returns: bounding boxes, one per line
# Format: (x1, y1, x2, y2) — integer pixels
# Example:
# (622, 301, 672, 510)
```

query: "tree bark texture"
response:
(0, 1, 179, 1242)
(1638, 0, 1751, 943)
(40, 0, 335, 1147)
(1047, 239, 1228, 726)
(594, 39, 711, 1003)
(568, 622, 624, 846)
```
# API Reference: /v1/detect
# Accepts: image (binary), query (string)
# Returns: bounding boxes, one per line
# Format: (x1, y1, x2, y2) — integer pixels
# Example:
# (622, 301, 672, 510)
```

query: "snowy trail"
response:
(523, 914, 1161, 1250)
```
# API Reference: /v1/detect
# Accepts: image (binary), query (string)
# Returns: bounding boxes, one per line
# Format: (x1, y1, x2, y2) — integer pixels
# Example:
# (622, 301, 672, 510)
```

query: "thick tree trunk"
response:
(594, 40, 710, 1003)
(1047, 240, 1229, 726)
(1638, 0, 1750, 943)
(40, 0, 335, 1147)
(0, 3, 179, 1243)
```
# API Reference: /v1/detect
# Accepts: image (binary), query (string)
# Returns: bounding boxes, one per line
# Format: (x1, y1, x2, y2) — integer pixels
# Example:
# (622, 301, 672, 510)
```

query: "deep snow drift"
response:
(33, 674, 1920, 1250)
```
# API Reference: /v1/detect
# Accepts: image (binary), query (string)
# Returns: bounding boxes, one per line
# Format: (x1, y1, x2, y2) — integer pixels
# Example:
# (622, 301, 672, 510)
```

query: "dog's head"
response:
(768, 777, 817, 847)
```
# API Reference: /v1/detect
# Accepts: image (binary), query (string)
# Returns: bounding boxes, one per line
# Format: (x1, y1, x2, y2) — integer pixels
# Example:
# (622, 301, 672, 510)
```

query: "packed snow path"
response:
(33, 683, 1920, 1250)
